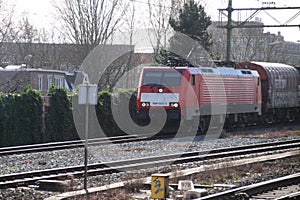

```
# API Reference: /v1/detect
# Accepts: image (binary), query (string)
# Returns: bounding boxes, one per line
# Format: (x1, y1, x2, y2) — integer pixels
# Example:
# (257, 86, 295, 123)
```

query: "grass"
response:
(0, 166, 15, 174)
(192, 167, 247, 185)
(191, 155, 300, 186)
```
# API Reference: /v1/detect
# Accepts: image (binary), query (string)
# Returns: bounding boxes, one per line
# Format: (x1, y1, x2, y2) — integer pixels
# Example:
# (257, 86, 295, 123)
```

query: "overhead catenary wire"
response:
(284, 10, 300, 25)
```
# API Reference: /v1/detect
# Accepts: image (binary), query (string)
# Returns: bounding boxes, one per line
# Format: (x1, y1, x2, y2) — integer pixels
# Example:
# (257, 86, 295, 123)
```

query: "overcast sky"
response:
(10, 0, 300, 42)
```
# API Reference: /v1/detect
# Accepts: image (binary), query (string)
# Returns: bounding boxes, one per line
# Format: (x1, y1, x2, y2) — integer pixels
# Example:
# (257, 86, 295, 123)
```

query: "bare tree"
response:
(53, 0, 126, 64)
(230, 28, 263, 61)
(209, 22, 284, 63)
(147, 0, 176, 55)
(0, 71, 30, 93)
(0, 2, 16, 64)
(97, 0, 139, 91)
(0, 2, 15, 43)
(12, 17, 40, 67)
(120, 0, 136, 88)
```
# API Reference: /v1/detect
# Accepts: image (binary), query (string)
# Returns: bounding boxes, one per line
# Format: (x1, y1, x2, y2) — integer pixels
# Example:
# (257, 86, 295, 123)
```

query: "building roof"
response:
(2, 65, 72, 75)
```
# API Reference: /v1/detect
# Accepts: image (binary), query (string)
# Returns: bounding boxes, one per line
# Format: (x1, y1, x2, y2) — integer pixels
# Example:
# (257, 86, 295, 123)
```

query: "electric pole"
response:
(218, 1, 300, 62)
(226, 0, 233, 62)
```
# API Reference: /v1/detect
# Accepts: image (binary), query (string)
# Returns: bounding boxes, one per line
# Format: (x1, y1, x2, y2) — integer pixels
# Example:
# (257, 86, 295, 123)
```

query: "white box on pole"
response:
(88, 85, 98, 105)
(78, 84, 98, 105)
(78, 85, 87, 105)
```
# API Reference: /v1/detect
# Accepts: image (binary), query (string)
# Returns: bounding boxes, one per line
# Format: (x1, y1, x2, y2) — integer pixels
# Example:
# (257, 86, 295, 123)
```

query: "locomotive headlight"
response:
(170, 102, 179, 108)
(141, 102, 150, 107)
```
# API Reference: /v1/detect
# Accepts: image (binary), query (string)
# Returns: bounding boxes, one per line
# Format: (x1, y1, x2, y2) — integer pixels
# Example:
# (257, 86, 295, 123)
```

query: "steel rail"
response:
(0, 138, 299, 189)
(1, 123, 298, 156)
(0, 134, 148, 156)
(198, 173, 300, 200)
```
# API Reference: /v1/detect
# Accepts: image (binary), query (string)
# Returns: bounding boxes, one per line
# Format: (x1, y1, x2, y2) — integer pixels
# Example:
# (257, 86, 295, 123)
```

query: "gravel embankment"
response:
(188, 155, 300, 196)
(0, 135, 299, 199)
(1, 136, 299, 175)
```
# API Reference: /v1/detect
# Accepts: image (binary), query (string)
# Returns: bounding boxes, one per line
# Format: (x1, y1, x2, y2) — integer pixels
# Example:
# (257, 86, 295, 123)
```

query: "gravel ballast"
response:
(1, 135, 299, 175)
(0, 134, 299, 199)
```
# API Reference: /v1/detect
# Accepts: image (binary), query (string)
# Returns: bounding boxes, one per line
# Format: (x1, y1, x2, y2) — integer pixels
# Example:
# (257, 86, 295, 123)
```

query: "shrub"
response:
(45, 86, 78, 142)
(0, 86, 43, 147)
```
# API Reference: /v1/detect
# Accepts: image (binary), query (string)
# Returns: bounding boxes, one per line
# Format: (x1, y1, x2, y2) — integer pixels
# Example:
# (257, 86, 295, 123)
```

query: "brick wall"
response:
(0, 69, 67, 95)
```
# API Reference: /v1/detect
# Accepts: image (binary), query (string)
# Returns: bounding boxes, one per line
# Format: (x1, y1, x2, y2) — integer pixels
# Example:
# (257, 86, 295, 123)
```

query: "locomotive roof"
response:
(188, 67, 259, 77)
(142, 66, 259, 77)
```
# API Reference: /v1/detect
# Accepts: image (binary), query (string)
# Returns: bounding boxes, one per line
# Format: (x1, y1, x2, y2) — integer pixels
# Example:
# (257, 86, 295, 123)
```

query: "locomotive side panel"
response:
(187, 67, 261, 118)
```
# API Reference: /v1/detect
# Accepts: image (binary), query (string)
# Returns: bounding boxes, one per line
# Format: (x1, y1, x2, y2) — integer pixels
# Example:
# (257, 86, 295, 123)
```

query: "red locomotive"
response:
(136, 61, 300, 133)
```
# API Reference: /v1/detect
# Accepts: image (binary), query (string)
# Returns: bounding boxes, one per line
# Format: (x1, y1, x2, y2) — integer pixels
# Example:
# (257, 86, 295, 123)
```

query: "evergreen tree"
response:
(170, 0, 212, 50)
(156, 0, 212, 65)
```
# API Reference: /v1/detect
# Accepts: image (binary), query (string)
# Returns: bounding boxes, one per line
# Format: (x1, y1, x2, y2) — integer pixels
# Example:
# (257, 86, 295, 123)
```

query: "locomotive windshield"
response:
(142, 71, 182, 86)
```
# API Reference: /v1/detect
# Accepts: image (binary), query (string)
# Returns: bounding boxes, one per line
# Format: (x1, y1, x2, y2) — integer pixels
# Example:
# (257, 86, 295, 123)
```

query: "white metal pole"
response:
(84, 83, 89, 194)
(78, 73, 97, 197)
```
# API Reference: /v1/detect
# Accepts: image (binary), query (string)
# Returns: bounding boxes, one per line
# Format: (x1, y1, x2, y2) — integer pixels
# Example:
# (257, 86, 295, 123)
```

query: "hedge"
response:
(0, 86, 43, 147)
(0, 87, 137, 147)
(96, 89, 137, 137)
(45, 86, 78, 142)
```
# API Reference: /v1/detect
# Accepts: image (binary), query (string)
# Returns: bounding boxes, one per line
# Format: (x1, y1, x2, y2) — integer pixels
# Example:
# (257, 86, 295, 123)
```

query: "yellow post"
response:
(151, 173, 170, 199)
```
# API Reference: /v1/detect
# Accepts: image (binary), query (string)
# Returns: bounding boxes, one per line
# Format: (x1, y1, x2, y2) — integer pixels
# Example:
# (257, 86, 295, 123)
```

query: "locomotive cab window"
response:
(143, 71, 182, 86)
(143, 72, 162, 85)
(191, 75, 195, 86)
(201, 69, 213, 73)
(241, 70, 252, 74)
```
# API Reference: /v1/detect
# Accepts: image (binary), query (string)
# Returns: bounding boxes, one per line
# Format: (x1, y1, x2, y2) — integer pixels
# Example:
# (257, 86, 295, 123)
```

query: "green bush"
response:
(96, 89, 137, 137)
(0, 86, 43, 147)
(21, 86, 43, 144)
(0, 86, 138, 147)
(45, 86, 78, 142)
(96, 91, 120, 136)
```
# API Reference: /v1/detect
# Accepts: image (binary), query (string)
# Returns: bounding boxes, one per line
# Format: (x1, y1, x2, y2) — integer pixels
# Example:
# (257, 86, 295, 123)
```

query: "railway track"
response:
(1, 123, 298, 156)
(199, 173, 300, 200)
(0, 134, 149, 156)
(0, 138, 299, 189)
